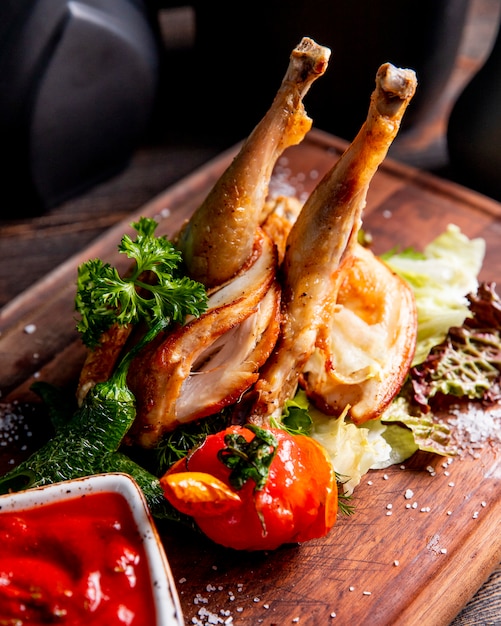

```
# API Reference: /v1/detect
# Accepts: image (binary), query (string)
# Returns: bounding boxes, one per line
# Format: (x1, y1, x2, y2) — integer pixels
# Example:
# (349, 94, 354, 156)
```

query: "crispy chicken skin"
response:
(176, 37, 331, 288)
(248, 63, 418, 424)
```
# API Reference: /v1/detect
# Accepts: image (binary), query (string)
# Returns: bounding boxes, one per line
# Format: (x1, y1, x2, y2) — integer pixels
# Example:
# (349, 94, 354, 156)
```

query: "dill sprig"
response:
(336, 481, 356, 517)
(155, 412, 229, 473)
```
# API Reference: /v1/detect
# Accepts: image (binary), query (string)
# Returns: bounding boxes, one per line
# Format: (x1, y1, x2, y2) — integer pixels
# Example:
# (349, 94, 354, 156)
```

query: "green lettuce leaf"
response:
(309, 404, 392, 495)
(379, 394, 455, 456)
(383, 224, 485, 365)
(410, 282, 501, 408)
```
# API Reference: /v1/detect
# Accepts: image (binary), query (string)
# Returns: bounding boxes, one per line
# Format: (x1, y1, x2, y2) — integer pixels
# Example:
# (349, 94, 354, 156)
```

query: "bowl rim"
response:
(0, 471, 184, 626)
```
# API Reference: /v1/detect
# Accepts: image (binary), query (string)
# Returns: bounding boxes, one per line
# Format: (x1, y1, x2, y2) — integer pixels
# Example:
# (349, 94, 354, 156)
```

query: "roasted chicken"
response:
(248, 62, 418, 425)
(77, 37, 330, 415)
(124, 38, 332, 447)
(78, 45, 419, 449)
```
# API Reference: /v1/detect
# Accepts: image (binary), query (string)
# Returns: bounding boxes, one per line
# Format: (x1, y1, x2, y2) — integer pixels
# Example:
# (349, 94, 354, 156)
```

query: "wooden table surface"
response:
(1, 128, 500, 625)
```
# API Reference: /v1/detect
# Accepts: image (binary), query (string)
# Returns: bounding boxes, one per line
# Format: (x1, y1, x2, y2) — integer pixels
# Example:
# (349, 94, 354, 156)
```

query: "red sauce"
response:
(0, 491, 157, 625)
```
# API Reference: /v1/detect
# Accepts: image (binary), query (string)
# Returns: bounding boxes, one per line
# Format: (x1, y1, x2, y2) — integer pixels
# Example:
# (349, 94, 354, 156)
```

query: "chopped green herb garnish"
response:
(75, 217, 208, 347)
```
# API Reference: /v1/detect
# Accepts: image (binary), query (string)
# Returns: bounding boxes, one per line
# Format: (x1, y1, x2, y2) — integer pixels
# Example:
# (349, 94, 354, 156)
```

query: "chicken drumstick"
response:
(249, 63, 418, 424)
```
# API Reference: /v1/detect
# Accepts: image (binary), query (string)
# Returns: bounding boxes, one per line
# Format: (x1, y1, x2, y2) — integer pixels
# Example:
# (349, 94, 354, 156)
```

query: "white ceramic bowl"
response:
(0, 472, 184, 626)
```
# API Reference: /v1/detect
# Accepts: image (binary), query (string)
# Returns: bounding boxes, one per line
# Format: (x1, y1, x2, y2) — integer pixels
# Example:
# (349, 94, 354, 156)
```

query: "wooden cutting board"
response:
(1, 129, 500, 626)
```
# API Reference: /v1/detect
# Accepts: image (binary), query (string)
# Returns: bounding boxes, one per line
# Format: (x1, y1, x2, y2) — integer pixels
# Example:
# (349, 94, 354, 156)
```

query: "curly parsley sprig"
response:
(75, 217, 208, 347)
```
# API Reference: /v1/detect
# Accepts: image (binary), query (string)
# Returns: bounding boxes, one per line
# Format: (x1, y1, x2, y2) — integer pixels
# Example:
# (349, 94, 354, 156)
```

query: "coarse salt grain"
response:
(448, 405, 501, 453)
(404, 489, 414, 499)
(23, 324, 36, 334)
(194, 594, 208, 605)
(195, 606, 229, 624)
(394, 560, 400, 567)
